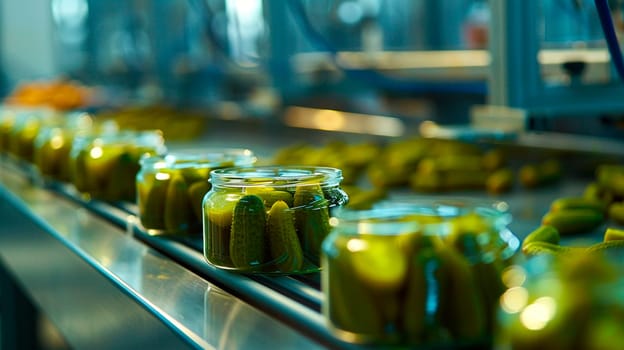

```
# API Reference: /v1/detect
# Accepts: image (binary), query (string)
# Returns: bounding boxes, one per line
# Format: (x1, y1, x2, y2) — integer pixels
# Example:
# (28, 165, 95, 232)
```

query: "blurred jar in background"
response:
(136, 148, 256, 236)
(321, 199, 519, 346)
(6, 108, 60, 163)
(33, 112, 118, 182)
(69, 130, 166, 202)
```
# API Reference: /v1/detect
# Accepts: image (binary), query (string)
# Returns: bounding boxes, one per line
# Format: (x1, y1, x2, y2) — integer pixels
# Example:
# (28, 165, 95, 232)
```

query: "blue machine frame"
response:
(489, 0, 624, 117)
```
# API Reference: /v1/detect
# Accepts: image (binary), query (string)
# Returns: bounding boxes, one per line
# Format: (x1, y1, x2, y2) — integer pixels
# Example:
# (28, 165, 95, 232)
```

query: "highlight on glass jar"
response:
(320, 198, 519, 346)
(202, 166, 348, 274)
(496, 253, 624, 350)
(136, 148, 257, 236)
(68, 130, 166, 201)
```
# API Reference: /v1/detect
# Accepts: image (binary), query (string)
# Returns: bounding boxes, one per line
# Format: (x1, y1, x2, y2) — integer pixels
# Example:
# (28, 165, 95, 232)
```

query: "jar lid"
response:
(210, 165, 343, 188)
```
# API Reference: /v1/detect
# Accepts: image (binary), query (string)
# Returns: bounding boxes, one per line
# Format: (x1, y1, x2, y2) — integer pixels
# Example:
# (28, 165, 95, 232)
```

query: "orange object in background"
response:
(5, 79, 91, 111)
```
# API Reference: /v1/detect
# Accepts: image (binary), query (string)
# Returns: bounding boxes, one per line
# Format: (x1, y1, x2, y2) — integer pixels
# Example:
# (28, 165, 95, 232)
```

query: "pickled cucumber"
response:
(486, 168, 514, 194)
(542, 209, 604, 235)
(164, 173, 192, 232)
(522, 241, 579, 256)
(586, 240, 624, 253)
(324, 242, 385, 337)
(139, 172, 170, 229)
(401, 241, 446, 345)
(347, 236, 407, 295)
(257, 190, 294, 208)
(267, 201, 303, 272)
(597, 165, 624, 196)
(437, 245, 486, 341)
(293, 184, 331, 263)
(230, 195, 269, 269)
(188, 181, 211, 222)
(604, 227, 624, 242)
(523, 225, 560, 248)
(519, 160, 561, 188)
(550, 197, 606, 214)
(106, 151, 140, 201)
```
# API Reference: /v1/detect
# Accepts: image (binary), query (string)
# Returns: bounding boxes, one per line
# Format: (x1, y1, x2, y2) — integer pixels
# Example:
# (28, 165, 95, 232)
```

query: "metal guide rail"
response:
(0, 158, 363, 350)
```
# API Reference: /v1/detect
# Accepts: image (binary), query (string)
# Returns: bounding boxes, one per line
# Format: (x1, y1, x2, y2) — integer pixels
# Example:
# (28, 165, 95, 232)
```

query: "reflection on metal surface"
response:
(0, 163, 323, 349)
(284, 106, 405, 137)
(203, 285, 308, 350)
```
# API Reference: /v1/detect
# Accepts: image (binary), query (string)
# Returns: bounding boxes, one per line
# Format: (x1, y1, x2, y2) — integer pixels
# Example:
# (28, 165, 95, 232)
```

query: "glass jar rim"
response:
(332, 197, 512, 235)
(210, 165, 343, 188)
(140, 148, 256, 169)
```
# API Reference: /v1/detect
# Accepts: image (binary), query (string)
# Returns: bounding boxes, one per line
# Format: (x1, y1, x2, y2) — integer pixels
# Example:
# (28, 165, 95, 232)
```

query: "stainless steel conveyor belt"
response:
(0, 161, 337, 349)
(1, 127, 623, 349)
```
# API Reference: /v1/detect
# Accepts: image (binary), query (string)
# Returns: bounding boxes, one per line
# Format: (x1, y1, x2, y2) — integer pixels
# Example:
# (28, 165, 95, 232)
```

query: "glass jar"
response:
(69, 130, 166, 201)
(202, 166, 348, 274)
(321, 198, 519, 346)
(7, 108, 59, 162)
(496, 253, 624, 350)
(33, 112, 117, 182)
(136, 148, 256, 235)
(0, 107, 19, 154)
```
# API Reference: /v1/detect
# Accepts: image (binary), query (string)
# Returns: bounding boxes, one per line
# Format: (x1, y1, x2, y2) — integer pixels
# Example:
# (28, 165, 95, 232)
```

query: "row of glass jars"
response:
(2, 105, 528, 348)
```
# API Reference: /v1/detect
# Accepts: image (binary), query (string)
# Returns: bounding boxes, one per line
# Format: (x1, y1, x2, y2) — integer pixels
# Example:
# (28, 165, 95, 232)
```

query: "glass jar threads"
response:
(202, 166, 348, 274)
(136, 148, 256, 235)
(69, 130, 166, 201)
(321, 199, 519, 346)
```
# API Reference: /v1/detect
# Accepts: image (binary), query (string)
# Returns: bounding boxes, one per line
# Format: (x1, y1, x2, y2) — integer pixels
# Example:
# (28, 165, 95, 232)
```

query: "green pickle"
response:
(230, 195, 269, 269)
(542, 209, 604, 235)
(188, 181, 211, 222)
(523, 225, 560, 248)
(294, 183, 331, 264)
(322, 201, 517, 346)
(164, 173, 193, 232)
(323, 236, 385, 338)
(138, 172, 170, 229)
(267, 201, 303, 273)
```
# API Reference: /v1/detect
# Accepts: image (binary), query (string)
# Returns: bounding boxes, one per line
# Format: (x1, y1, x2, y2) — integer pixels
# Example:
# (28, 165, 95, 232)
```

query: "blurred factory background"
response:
(1, 0, 624, 139)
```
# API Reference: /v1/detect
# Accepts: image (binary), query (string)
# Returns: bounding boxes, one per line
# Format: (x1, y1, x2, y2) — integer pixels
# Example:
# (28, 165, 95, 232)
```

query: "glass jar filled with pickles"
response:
(136, 149, 256, 235)
(321, 199, 519, 346)
(69, 130, 166, 201)
(6, 108, 59, 162)
(33, 112, 118, 182)
(202, 166, 348, 274)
